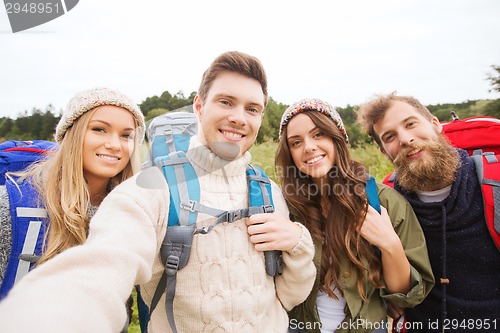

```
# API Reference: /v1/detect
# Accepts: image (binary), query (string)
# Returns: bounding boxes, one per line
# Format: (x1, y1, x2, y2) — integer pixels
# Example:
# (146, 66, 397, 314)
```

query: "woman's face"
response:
(286, 113, 336, 181)
(82, 105, 136, 184)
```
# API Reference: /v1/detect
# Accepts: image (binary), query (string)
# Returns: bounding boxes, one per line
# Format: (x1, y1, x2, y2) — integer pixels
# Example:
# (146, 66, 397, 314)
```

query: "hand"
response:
(246, 213, 302, 252)
(359, 205, 400, 251)
(386, 302, 404, 320)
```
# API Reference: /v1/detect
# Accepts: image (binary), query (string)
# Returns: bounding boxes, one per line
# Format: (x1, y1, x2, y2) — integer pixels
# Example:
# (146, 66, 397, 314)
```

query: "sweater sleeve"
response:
(0, 167, 170, 333)
(377, 184, 435, 308)
(271, 181, 316, 311)
(0, 185, 12, 283)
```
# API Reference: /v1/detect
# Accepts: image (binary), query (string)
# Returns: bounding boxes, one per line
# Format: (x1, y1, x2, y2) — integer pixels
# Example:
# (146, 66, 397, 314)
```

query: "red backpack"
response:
(383, 114, 500, 251)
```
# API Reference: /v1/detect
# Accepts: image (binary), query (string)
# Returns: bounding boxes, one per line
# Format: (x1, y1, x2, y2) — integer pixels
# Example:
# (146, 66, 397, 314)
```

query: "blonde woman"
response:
(0, 87, 145, 292)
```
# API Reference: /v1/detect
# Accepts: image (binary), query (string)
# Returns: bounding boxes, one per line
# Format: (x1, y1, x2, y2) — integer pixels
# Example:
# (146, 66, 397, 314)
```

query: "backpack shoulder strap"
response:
(246, 164, 274, 211)
(246, 164, 283, 276)
(148, 151, 200, 333)
(471, 150, 500, 251)
(366, 175, 381, 214)
(0, 177, 47, 300)
(155, 151, 200, 226)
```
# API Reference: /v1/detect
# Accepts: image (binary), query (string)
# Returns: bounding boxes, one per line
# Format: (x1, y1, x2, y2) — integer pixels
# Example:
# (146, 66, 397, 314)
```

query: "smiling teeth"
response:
(222, 131, 242, 139)
(306, 156, 324, 164)
(406, 149, 420, 157)
(98, 155, 119, 161)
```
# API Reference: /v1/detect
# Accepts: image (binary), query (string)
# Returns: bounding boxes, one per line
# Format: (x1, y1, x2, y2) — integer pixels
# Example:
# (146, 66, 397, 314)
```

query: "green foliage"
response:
(127, 288, 141, 333)
(145, 108, 169, 122)
(139, 90, 195, 117)
(482, 99, 500, 117)
(427, 99, 500, 120)
(0, 105, 60, 142)
(249, 140, 280, 182)
(350, 144, 394, 182)
(249, 140, 394, 184)
(257, 98, 288, 143)
(486, 65, 500, 93)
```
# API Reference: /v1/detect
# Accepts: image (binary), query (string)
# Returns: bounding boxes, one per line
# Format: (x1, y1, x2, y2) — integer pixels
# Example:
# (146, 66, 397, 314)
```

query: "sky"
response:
(0, 0, 499, 119)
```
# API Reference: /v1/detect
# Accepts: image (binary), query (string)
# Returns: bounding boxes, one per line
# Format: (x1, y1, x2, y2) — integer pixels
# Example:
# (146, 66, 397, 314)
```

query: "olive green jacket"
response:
(288, 184, 435, 333)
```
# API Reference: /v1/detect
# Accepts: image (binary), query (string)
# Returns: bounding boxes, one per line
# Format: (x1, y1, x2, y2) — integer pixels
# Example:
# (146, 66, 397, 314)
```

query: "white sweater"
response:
(0, 137, 316, 333)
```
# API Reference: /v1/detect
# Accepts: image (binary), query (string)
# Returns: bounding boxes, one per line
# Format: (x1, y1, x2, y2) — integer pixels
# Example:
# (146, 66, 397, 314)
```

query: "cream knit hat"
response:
(54, 87, 145, 143)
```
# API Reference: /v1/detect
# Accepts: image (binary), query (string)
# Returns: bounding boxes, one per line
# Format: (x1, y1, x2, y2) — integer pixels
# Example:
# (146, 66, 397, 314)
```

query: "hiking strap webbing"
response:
(148, 224, 195, 333)
(156, 152, 200, 227)
(148, 158, 277, 332)
(163, 125, 176, 154)
(471, 150, 500, 245)
(193, 205, 274, 235)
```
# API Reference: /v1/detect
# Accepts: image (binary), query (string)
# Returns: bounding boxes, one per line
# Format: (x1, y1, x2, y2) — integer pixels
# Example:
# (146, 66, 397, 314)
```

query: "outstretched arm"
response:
(0, 167, 170, 333)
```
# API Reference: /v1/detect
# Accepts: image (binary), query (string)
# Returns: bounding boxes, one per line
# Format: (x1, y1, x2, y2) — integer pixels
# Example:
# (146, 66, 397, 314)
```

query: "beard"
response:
(393, 135, 461, 192)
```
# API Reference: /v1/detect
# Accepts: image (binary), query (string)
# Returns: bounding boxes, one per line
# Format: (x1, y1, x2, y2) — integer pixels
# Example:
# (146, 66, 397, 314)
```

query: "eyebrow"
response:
(287, 126, 318, 141)
(89, 119, 135, 131)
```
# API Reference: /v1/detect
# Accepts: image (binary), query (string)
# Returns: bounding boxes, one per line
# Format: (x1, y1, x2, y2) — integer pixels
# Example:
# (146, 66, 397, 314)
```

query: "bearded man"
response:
(356, 93, 500, 333)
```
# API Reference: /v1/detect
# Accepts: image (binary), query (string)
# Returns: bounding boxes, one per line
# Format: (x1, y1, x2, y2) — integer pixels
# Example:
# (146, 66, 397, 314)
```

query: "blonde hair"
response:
(21, 108, 142, 265)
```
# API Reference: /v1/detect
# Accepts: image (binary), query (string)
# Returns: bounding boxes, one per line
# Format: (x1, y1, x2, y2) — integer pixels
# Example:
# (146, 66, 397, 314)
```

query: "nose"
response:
(304, 137, 317, 153)
(227, 106, 247, 127)
(398, 131, 414, 146)
(105, 134, 122, 151)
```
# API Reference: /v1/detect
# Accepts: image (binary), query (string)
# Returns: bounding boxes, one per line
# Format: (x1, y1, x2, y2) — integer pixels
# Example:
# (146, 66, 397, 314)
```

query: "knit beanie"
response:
(54, 87, 145, 143)
(279, 98, 349, 143)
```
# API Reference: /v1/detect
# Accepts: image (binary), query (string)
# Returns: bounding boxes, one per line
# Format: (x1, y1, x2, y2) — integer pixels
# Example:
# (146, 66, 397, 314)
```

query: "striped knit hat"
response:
(55, 87, 145, 143)
(279, 98, 349, 143)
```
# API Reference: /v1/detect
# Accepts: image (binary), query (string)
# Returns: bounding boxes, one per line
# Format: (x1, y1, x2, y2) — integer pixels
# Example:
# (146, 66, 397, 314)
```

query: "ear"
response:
(379, 146, 387, 155)
(193, 95, 203, 119)
(431, 116, 443, 133)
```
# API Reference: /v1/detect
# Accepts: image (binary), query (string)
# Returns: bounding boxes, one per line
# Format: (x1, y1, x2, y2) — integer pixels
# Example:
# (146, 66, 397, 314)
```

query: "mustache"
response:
(393, 141, 433, 166)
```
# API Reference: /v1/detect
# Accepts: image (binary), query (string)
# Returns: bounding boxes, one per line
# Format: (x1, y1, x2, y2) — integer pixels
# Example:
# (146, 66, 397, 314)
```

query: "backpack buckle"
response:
(262, 205, 274, 213)
(165, 255, 180, 276)
(180, 200, 196, 212)
(224, 210, 242, 223)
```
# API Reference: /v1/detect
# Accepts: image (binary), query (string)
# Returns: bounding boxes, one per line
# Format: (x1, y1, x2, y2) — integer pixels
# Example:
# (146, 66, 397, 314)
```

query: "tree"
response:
(486, 65, 500, 93)
(145, 108, 169, 122)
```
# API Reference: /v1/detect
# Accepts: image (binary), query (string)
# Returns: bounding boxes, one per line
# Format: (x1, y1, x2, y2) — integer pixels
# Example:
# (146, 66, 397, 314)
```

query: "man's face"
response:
(373, 101, 459, 191)
(193, 71, 265, 159)
(373, 101, 442, 163)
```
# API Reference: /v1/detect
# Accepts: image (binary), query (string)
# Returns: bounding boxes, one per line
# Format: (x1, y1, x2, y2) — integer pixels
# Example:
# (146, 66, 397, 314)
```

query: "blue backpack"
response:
(138, 111, 381, 332)
(0, 140, 57, 300)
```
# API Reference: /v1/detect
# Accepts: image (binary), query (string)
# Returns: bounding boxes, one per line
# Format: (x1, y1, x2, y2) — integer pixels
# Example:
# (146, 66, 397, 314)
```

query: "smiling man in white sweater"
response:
(0, 51, 316, 333)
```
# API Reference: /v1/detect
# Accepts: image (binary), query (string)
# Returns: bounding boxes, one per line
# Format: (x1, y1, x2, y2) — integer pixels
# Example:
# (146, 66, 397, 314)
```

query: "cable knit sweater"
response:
(0, 136, 316, 333)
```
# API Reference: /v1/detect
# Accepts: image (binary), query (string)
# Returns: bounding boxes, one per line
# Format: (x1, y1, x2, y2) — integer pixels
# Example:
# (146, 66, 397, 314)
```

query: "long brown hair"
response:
(276, 111, 382, 300)
(24, 109, 141, 265)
